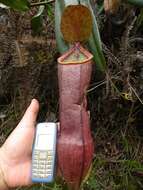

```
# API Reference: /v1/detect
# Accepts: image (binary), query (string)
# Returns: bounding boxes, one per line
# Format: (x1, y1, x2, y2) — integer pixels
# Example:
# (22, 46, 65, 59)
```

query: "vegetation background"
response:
(0, 0, 143, 189)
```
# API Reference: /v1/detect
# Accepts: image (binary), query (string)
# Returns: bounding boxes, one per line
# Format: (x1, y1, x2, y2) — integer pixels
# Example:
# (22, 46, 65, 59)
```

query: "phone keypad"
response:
(32, 150, 53, 178)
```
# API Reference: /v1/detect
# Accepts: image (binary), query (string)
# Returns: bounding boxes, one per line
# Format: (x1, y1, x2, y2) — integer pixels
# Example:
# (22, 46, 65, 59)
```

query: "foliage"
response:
(0, 0, 30, 11)
(55, 0, 69, 53)
(136, 9, 143, 29)
(81, 0, 106, 71)
(31, 5, 45, 33)
(127, 0, 143, 6)
(32, 4, 53, 34)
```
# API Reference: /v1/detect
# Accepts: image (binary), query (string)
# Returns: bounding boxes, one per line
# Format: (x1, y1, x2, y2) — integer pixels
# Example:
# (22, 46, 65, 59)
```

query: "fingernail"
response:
(31, 99, 36, 103)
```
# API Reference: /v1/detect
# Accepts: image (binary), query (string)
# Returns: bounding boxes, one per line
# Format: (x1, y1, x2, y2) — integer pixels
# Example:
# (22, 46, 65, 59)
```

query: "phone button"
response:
(48, 150, 53, 155)
(47, 156, 52, 161)
(34, 150, 40, 154)
(39, 174, 45, 178)
(46, 170, 52, 175)
(46, 165, 52, 169)
(33, 174, 39, 178)
(46, 161, 52, 165)
(33, 160, 38, 164)
(39, 160, 46, 165)
(33, 164, 38, 169)
(45, 174, 51, 178)
(32, 169, 38, 173)
(39, 152, 47, 160)
(39, 165, 45, 169)
(39, 169, 45, 174)
(34, 154, 39, 158)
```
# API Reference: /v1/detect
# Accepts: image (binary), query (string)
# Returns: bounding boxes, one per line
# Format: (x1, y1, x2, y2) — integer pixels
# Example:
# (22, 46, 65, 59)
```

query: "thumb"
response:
(3, 99, 39, 151)
(18, 99, 39, 128)
(1, 99, 39, 156)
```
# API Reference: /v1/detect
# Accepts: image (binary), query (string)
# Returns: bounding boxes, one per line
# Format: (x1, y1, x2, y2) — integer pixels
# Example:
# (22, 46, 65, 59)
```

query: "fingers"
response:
(18, 99, 39, 128)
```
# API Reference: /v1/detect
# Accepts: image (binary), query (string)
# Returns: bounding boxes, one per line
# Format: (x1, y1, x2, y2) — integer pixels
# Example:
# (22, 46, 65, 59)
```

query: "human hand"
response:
(0, 99, 39, 189)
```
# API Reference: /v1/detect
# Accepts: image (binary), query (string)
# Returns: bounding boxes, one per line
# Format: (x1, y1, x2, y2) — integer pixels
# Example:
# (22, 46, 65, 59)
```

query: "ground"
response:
(0, 2, 143, 190)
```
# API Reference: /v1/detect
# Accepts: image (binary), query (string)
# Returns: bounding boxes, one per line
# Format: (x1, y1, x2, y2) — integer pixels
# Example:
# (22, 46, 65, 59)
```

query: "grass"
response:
(85, 130, 143, 190)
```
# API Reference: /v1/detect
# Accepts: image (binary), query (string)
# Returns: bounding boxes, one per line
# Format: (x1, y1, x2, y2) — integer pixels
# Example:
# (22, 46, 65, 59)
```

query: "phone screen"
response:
(36, 134, 53, 150)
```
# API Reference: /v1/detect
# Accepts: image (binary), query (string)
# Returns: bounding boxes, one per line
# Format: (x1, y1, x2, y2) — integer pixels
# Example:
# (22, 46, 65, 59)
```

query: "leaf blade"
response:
(55, 0, 69, 53)
(127, 0, 143, 6)
(80, 0, 106, 71)
(31, 5, 45, 33)
(0, 0, 30, 11)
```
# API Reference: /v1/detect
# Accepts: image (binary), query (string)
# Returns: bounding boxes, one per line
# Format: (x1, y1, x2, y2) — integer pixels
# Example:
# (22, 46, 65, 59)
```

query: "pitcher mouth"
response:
(58, 44, 93, 65)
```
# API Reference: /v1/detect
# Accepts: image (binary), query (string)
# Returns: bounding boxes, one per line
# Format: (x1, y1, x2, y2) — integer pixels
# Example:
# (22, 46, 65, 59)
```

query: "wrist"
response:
(0, 150, 9, 190)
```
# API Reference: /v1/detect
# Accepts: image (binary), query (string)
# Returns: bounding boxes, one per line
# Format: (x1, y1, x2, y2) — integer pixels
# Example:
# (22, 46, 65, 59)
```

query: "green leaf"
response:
(80, 0, 106, 71)
(46, 4, 53, 18)
(88, 33, 106, 71)
(80, 0, 102, 50)
(127, 0, 143, 6)
(136, 9, 143, 28)
(55, 0, 69, 53)
(0, 0, 30, 11)
(31, 5, 45, 33)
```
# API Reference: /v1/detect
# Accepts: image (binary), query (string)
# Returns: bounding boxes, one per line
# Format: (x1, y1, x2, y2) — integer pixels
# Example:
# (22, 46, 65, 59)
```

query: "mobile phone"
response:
(31, 122, 57, 183)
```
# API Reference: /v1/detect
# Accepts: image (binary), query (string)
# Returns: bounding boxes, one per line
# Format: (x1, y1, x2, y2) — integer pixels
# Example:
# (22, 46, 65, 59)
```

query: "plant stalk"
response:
(30, 0, 55, 7)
